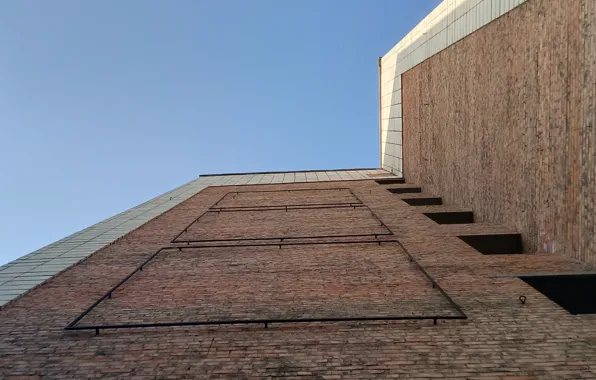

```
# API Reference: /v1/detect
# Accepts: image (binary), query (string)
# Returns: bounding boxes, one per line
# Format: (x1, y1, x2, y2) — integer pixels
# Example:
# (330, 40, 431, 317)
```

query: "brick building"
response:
(1, 0, 596, 379)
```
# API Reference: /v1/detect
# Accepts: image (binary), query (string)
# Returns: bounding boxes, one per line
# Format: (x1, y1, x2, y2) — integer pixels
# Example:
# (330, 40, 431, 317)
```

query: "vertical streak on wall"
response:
(567, 0, 581, 261)
(402, 0, 596, 268)
(580, 0, 595, 266)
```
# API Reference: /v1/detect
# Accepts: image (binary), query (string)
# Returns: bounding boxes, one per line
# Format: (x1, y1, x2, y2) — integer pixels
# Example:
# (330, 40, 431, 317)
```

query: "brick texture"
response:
(178, 207, 390, 242)
(1, 180, 595, 379)
(81, 243, 457, 326)
(214, 188, 360, 208)
(402, 0, 596, 268)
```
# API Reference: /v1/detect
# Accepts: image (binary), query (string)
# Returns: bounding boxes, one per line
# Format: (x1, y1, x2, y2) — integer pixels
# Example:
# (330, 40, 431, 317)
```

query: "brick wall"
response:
(1, 179, 595, 378)
(380, 0, 529, 176)
(402, 0, 596, 268)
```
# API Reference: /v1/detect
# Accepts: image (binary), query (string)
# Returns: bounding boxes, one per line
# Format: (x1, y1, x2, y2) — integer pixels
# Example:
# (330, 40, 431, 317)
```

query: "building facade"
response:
(1, 168, 595, 378)
(381, 0, 596, 267)
(2, 0, 596, 378)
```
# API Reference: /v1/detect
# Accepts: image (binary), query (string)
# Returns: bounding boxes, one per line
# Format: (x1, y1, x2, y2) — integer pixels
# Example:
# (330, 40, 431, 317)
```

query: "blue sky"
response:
(0, 0, 439, 265)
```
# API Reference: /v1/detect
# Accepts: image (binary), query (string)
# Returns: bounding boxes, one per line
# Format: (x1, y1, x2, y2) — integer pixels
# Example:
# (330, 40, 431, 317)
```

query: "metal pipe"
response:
(173, 233, 393, 245)
(221, 187, 354, 194)
(66, 314, 467, 332)
(65, 247, 166, 328)
(64, 239, 467, 333)
(396, 240, 467, 318)
(174, 239, 399, 250)
(208, 203, 364, 212)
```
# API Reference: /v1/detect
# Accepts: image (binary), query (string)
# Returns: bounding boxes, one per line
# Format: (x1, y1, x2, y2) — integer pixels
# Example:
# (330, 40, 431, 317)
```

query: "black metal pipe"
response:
(208, 203, 365, 212)
(396, 240, 467, 318)
(65, 191, 468, 333)
(218, 187, 354, 194)
(66, 315, 467, 332)
(65, 240, 468, 332)
(363, 203, 393, 233)
(64, 247, 166, 328)
(173, 190, 388, 244)
(171, 192, 229, 242)
(171, 239, 400, 250)
(65, 240, 405, 329)
(173, 233, 394, 244)
(210, 192, 228, 208)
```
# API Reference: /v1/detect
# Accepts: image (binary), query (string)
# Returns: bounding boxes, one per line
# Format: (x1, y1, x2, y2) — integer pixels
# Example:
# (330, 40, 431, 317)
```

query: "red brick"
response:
(402, 0, 596, 269)
(0, 180, 594, 378)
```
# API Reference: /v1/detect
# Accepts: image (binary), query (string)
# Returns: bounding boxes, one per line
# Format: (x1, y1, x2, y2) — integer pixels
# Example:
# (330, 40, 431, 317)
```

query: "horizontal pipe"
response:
(173, 233, 394, 244)
(65, 240, 405, 329)
(170, 239, 400, 249)
(172, 202, 374, 243)
(208, 203, 364, 212)
(224, 187, 353, 194)
(66, 315, 467, 331)
(65, 243, 468, 331)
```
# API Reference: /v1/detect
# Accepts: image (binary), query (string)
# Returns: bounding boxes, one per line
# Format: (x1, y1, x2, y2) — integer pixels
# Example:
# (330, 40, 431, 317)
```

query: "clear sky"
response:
(0, 0, 440, 265)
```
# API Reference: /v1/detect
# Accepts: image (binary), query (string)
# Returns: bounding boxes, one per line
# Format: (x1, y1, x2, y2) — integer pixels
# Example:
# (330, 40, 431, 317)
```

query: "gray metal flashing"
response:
(0, 168, 395, 308)
(199, 167, 381, 177)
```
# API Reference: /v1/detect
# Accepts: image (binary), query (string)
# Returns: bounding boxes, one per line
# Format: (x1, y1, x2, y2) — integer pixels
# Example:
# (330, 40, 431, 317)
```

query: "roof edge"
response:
(200, 168, 384, 177)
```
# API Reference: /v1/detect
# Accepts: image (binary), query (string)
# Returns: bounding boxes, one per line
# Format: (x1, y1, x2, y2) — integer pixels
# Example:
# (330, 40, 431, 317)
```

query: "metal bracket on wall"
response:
(171, 188, 394, 244)
(64, 240, 467, 335)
